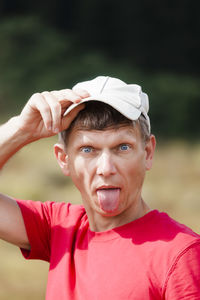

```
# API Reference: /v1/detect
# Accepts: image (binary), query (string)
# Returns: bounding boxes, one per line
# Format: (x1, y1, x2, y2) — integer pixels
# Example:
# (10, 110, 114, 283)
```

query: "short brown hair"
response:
(60, 101, 150, 145)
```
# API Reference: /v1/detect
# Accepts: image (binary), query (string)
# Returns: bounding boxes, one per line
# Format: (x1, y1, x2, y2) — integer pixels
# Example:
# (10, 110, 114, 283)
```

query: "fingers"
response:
(41, 92, 61, 133)
(51, 89, 82, 104)
(30, 93, 53, 131)
(61, 103, 85, 131)
(72, 88, 90, 99)
(29, 88, 89, 134)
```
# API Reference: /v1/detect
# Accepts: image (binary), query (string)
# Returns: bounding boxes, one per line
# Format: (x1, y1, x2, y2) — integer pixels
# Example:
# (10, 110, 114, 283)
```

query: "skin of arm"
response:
(0, 88, 89, 249)
(0, 116, 31, 170)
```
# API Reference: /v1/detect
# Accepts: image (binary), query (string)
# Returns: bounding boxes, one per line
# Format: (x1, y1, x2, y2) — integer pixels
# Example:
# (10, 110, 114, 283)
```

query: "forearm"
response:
(0, 116, 32, 169)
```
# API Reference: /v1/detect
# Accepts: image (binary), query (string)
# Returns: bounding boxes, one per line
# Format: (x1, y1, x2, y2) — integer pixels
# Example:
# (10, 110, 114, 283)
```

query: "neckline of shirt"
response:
(86, 209, 159, 242)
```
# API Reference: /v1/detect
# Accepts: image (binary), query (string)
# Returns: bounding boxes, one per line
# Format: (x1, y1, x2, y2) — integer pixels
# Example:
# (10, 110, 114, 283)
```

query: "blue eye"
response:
(81, 147, 93, 153)
(119, 144, 130, 151)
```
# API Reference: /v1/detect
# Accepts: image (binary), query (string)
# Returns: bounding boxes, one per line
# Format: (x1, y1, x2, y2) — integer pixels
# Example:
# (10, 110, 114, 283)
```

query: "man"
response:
(0, 76, 200, 299)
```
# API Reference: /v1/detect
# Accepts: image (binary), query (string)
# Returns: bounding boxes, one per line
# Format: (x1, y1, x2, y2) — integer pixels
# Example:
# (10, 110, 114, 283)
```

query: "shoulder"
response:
(137, 210, 200, 269)
(146, 210, 200, 241)
(16, 199, 87, 227)
(134, 210, 200, 245)
(162, 236, 200, 298)
(138, 210, 200, 296)
(150, 210, 200, 273)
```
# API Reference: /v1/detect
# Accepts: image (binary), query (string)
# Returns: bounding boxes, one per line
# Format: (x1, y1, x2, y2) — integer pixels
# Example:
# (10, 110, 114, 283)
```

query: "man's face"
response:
(63, 124, 155, 223)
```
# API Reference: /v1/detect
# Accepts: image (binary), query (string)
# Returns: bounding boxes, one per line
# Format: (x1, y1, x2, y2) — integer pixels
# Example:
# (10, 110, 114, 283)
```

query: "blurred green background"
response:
(0, 0, 200, 138)
(0, 1, 200, 299)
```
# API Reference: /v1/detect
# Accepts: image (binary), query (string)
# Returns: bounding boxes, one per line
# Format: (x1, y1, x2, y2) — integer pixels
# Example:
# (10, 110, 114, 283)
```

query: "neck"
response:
(87, 199, 151, 232)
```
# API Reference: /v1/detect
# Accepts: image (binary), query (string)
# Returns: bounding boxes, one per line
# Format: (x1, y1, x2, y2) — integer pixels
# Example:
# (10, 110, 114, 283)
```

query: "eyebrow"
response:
(73, 128, 138, 146)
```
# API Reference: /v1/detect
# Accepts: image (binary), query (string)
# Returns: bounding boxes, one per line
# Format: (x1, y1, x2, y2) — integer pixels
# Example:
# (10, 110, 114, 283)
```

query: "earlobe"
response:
(145, 135, 156, 171)
(54, 143, 70, 176)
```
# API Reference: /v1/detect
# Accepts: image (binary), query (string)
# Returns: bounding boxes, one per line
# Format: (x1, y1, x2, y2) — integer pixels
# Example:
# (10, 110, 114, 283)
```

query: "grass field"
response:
(0, 137, 200, 299)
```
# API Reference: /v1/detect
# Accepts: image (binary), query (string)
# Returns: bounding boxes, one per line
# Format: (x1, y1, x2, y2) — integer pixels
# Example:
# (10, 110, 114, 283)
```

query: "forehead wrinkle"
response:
(69, 126, 139, 148)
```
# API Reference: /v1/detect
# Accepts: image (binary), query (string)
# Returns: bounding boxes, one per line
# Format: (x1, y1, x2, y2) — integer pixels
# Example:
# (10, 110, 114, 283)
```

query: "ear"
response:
(145, 135, 156, 171)
(54, 143, 70, 176)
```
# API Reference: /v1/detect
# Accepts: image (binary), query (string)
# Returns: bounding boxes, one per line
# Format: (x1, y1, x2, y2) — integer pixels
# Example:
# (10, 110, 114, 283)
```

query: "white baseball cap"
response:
(64, 76, 151, 133)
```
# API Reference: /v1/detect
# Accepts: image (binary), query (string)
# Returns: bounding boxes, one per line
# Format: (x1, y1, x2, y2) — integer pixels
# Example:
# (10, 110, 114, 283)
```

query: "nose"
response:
(96, 152, 117, 177)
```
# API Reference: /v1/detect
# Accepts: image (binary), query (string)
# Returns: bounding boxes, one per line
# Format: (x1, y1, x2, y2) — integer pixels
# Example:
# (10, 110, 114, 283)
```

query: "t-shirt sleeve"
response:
(164, 241, 200, 299)
(16, 199, 70, 262)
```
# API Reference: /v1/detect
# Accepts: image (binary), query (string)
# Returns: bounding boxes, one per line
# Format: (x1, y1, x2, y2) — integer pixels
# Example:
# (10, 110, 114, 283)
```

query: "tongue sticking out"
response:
(97, 188, 120, 213)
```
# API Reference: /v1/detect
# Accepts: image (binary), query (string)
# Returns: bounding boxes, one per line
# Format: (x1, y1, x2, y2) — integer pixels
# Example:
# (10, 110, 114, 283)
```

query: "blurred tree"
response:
(75, 0, 200, 74)
(0, 0, 200, 139)
(0, 0, 199, 74)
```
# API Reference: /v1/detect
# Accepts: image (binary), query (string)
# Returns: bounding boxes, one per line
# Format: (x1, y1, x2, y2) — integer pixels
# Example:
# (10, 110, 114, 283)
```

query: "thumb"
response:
(61, 103, 85, 131)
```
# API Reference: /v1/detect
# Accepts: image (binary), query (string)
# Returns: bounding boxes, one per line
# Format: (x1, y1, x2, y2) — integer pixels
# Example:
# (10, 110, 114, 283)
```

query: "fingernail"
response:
(75, 97, 82, 103)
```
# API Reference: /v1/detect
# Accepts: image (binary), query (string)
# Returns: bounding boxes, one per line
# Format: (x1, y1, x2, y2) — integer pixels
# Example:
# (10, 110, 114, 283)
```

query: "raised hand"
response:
(18, 88, 89, 141)
(0, 88, 89, 169)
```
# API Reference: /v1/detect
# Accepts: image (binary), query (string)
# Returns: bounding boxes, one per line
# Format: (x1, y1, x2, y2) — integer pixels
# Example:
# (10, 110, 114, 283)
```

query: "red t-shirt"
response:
(17, 200, 200, 300)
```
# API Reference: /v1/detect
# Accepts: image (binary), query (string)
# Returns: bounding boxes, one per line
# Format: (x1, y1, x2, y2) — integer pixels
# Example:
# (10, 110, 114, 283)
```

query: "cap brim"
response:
(63, 96, 141, 121)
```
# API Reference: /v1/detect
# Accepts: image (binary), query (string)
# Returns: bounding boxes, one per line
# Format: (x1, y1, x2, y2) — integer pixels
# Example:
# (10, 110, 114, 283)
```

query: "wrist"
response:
(0, 116, 33, 154)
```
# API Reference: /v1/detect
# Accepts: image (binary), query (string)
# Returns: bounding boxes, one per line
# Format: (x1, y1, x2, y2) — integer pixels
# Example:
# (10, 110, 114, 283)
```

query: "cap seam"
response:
(100, 76, 110, 94)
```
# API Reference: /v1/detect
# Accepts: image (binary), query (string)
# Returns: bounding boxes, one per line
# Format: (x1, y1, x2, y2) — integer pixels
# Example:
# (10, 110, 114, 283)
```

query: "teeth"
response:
(98, 187, 119, 190)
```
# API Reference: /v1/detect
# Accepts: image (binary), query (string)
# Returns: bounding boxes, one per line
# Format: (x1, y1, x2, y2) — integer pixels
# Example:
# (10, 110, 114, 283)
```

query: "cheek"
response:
(69, 157, 94, 192)
(69, 157, 84, 180)
(127, 157, 146, 187)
